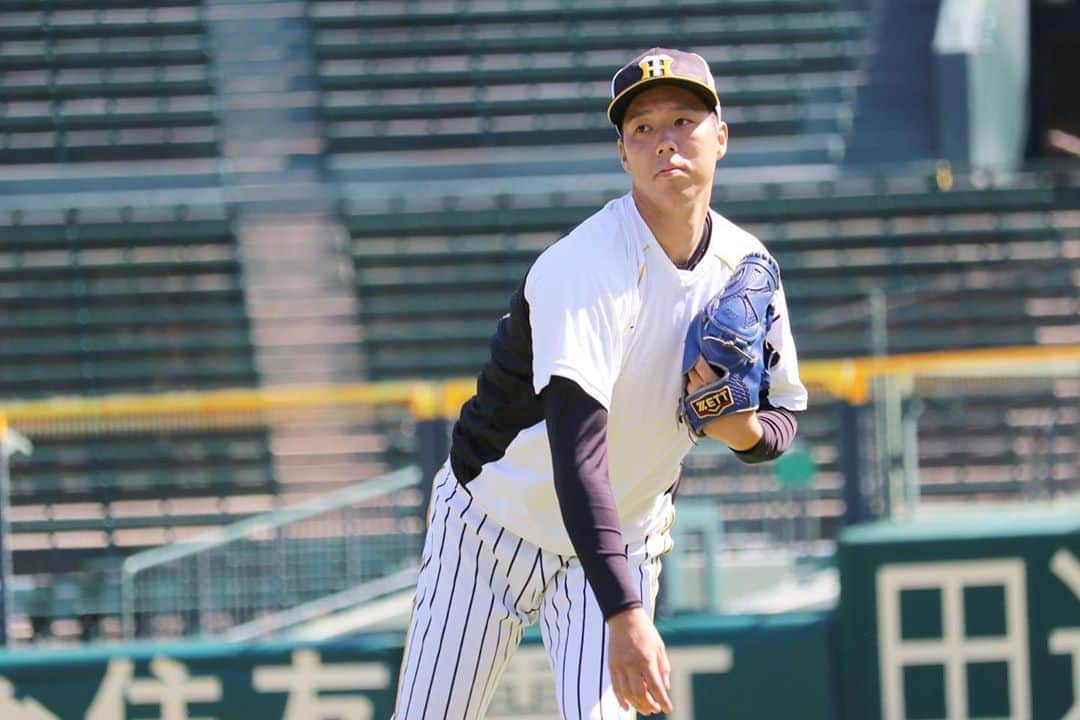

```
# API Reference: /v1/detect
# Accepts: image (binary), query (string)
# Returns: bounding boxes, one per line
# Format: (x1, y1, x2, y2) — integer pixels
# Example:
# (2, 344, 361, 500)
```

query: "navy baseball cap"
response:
(607, 47, 721, 131)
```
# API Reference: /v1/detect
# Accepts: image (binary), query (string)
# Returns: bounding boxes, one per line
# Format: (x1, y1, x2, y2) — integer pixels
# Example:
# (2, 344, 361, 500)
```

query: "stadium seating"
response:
(310, 0, 866, 173)
(0, 1, 218, 165)
(0, 203, 256, 397)
(0, 202, 272, 638)
(345, 173, 1078, 378)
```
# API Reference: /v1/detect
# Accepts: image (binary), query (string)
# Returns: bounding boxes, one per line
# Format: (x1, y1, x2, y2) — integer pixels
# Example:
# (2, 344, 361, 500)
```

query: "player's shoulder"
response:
(708, 210, 778, 267)
(531, 195, 640, 282)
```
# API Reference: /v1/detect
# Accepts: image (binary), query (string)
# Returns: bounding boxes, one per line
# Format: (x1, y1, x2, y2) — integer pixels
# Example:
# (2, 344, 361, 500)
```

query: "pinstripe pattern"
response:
(474, 536, 524, 713)
(537, 528, 670, 720)
(393, 465, 673, 720)
(460, 526, 504, 717)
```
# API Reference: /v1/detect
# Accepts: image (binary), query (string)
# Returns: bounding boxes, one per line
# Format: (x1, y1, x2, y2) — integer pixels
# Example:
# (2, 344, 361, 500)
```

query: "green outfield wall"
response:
(0, 613, 834, 720)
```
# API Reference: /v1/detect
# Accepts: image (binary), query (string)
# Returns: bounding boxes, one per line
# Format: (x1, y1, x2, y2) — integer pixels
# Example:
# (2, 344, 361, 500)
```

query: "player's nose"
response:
(655, 136, 677, 155)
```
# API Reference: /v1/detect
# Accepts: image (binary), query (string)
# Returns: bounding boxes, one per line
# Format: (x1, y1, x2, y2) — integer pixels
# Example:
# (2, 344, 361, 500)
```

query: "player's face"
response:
(616, 85, 727, 203)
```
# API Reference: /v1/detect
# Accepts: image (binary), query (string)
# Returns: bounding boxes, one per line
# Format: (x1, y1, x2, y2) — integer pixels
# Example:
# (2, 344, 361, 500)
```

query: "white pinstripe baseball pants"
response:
(392, 464, 673, 720)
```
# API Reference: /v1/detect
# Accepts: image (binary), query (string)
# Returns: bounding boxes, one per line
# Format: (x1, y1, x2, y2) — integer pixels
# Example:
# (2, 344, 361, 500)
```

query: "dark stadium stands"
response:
(0, 0, 218, 165)
(0, 203, 256, 396)
(310, 0, 866, 174)
(345, 173, 1079, 378)
(0, 202, 272, 638)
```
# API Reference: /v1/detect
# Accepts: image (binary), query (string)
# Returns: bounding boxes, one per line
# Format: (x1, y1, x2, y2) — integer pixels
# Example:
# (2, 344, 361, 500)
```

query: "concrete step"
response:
(251, 324, 363, 346)
(273, 461, 394, 491)
(244, 269, 353, 290)
(254, 353, 366, 382)
(213, 59, 313, 79)
(224, 138, 324, 157)
(220, 91, 320, 112)
(225, 173, 325, 191)
(205, 2, 306, 21)
(246, 296, 358, 320)
(220, 114, 322, 135)
(236, 196, 341, 216)
(240, 239, 346, 259)
(226, 183, 332, 205)
(271, 432, 387, 456)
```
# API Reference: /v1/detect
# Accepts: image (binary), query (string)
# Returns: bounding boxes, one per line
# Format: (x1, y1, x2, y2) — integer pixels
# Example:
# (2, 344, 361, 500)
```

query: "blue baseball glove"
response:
(679, 253, 780, 436)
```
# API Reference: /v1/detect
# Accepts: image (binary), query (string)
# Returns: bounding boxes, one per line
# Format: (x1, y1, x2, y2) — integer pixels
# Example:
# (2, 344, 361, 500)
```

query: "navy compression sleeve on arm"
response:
(542, 375, 641, 619)
(732, 405, 798, 463)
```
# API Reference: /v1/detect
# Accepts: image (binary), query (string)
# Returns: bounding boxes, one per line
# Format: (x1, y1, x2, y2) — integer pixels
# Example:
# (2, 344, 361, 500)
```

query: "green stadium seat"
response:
(321, 70, 860, 124)
(314, 14, 862, 60)
(0, 6, 203, 41)
(2, 0, 199, 9)
(0, 97, 215, 133)
(10, 509, 258, 536)
(0, 35, 207, 71)
(0, 65, 213, 102)
(0, 304, 249, 337)
(9, 432, 274, 503)
(309, 0, 843, 28)
(317, 43, 863, 91)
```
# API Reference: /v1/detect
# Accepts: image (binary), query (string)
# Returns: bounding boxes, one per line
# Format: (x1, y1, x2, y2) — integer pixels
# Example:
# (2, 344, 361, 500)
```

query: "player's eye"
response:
(633, 123, 651, 134)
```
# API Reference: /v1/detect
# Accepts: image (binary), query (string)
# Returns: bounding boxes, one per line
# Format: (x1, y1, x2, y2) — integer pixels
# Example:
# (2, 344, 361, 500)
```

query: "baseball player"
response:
(392, 47, 807, 719)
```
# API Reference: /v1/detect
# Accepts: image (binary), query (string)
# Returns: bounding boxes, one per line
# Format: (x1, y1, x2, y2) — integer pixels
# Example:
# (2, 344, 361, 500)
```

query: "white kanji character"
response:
(85, 658, 133, 720)
(252, 649, 390, 720)
(1049, 548, 1080, 720)
(125, 657, 221, 720)
(0, 676, 59, 720)
(877, 559, 1031, 720)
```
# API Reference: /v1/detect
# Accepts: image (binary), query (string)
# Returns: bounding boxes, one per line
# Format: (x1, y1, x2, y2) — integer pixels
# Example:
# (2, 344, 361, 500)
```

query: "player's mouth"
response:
(656, 164, 689, 178)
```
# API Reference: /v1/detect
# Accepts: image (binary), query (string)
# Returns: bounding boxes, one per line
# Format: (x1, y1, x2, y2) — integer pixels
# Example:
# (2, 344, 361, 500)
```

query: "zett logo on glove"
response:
(690, 386, 734, 419)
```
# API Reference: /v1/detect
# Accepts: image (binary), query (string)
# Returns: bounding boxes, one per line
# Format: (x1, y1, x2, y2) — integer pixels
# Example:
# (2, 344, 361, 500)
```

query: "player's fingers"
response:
(610, 669, 631, 712)
(686, 374, 700, 394)
(615, 670, 650, 715)
(686, 357, 706, 393)
(659, 645, 672, 691)
(645, 663, 674, 714)
(694, 355, 720, 383)
(631, 674, 662, 715)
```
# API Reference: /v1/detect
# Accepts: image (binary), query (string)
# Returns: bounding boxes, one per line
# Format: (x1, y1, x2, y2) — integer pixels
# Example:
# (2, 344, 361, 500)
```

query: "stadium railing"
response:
(120, 466, 423, 641)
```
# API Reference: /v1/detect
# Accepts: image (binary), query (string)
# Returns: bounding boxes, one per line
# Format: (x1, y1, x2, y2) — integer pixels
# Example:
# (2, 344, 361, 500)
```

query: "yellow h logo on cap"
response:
(638, 54, 673, 79)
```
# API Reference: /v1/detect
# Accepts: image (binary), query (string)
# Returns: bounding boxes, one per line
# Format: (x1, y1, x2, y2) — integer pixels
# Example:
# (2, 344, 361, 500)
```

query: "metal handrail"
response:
(120, 465, 422, 640)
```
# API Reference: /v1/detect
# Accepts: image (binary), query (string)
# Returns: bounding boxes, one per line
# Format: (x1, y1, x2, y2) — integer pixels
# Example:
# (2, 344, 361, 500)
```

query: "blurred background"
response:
(0, 0, 1077, 717)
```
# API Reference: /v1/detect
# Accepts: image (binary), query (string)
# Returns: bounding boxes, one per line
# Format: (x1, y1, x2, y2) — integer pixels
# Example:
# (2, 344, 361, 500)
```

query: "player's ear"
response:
(715, 119, 728, 161)
(617, 136, 630, 172)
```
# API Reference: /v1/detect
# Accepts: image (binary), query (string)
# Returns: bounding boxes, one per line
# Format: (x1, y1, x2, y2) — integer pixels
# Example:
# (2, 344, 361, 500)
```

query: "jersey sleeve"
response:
(525, 242, 633, 409)
(762, 281, 808, 411)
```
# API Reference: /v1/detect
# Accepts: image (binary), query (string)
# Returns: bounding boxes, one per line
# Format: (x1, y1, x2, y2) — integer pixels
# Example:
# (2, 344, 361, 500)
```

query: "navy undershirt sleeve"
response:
(732, 404, 799, 463)
(542, 375, 641, 620)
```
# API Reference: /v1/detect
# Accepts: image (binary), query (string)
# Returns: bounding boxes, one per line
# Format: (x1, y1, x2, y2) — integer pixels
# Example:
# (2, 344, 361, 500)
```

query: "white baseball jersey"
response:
(455, 192, 807, 555)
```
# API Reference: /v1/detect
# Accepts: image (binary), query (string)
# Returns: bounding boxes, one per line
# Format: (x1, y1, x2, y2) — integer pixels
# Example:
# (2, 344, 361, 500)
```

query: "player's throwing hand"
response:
(607, 608, 674, 716)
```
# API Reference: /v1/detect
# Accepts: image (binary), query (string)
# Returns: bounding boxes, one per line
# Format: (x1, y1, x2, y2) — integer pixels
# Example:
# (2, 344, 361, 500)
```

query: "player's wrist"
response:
(605, 604, 646, 626)
(703, 410, 763, 451)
